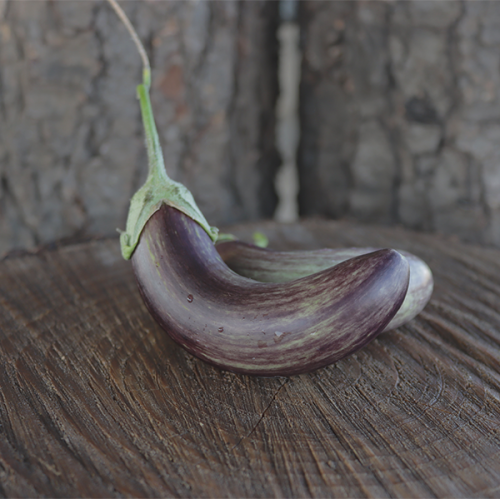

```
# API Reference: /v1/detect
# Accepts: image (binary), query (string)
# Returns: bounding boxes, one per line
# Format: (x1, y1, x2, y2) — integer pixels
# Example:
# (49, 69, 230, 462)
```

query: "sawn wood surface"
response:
(0, 219, 500, 498)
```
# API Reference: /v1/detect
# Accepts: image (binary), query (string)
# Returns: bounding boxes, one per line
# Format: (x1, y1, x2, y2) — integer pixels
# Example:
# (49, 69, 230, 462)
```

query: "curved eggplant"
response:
(217, 240, 433, 332)
(132, 204, 410, 376)
(107, 2, 414, 377)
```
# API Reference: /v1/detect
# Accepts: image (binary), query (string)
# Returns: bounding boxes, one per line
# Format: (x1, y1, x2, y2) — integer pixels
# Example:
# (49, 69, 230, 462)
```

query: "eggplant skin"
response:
(132, 205, 410, 376)
(216, 241, 433, 332)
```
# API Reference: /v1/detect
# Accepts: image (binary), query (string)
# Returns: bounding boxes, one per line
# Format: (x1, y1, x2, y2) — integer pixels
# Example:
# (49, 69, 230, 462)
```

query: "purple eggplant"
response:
(132, 204, 409, 376)
(107, 2, 413, 376)
(216, 241, 433, 332)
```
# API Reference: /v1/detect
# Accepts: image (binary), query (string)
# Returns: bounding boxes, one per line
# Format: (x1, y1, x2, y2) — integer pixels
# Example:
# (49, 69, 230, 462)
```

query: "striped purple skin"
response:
(216, 241, 433, 332)
(132, 205, 410, 377)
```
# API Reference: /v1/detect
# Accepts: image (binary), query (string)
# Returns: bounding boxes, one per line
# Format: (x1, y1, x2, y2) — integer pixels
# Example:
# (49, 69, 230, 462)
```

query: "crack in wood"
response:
(230, 378, 288, 452)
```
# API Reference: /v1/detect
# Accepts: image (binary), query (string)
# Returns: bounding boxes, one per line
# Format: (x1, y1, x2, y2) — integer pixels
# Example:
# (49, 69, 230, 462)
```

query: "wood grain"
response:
(1, 219, 500, 497)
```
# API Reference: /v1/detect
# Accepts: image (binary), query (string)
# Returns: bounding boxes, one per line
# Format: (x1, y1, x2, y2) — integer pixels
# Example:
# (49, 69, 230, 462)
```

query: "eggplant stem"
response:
(136, 85, 170, 185)
(106, 0, 151, 89)
(106, 0, 218, 259)
(106, 0, 163, 182)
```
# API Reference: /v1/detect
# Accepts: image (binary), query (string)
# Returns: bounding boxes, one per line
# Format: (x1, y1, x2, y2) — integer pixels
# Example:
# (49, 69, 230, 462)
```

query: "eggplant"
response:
(132, 204, 409, 376)
(108, 0, 421, 376)
(216, 241, 433, 332)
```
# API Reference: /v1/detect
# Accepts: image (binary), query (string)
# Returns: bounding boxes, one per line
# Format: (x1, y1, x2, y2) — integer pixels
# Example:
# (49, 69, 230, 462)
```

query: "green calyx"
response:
(120, 78, 218, 260)
(252, 231, 269, 248)
(216, 232, 237, 243)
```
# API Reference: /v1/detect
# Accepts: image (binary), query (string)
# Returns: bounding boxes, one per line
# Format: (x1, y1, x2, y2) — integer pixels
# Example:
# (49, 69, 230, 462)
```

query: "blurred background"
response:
(1, 0, 500, 256)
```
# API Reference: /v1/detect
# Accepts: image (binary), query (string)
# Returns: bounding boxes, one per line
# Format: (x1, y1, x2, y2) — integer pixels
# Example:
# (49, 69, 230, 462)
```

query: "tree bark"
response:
(0, 0, 279, 256)
(299, 0, 500, 246)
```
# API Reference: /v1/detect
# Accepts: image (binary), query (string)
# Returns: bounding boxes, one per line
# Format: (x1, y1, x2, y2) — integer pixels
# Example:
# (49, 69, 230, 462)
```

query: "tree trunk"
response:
(0, 0, 279, 256)
(299, 0, 500, 246)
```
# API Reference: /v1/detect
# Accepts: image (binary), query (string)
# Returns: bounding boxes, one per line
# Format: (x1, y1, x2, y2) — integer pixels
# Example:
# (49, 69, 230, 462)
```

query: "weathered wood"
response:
(1, 220, 500, 497)
(298, 0, 500, 246)
(0, 0, 279, 255)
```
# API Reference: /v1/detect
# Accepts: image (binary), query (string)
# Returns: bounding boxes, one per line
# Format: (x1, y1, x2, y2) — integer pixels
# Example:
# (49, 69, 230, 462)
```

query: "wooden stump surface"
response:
(1, 219, 500, 498)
